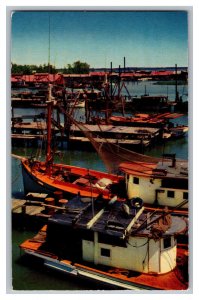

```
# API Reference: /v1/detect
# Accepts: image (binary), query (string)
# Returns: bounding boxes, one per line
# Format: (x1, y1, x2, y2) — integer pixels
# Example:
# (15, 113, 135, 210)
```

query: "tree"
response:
(66, 61, 90, 74)
(11, 61, 90, 74)
(11, 63, 57, 74)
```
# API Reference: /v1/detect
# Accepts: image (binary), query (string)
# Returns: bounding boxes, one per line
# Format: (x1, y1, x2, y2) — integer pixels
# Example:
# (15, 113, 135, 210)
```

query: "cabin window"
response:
(101, 248, 111, 257)
(167, 191, 174, 198)
(133, 177, 139, 185)
(161, 178, 188, 189)
(163, 237, 172, 249)
(183, 192, 188, 200)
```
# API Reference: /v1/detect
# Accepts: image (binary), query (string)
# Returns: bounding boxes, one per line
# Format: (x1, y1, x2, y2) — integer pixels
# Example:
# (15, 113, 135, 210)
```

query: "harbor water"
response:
(11, 80, 189, 291)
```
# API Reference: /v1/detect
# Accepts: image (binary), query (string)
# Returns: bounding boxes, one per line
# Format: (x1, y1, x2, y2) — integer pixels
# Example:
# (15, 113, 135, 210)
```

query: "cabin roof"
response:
(119, 160, 188, 179)
(48, 196, 186, 239)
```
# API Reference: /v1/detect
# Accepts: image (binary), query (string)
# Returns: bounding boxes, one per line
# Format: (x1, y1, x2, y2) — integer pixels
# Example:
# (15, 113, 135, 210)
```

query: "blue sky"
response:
(11, 10, 188, 68)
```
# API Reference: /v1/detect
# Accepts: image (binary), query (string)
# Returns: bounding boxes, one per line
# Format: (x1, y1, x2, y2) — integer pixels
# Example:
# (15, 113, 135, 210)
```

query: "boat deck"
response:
(20, 224, 188, 290)
(71, 124, 160, 136)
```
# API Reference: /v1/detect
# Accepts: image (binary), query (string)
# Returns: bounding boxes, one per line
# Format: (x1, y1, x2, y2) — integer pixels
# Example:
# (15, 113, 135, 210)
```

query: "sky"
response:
(11, 10, 188, 69)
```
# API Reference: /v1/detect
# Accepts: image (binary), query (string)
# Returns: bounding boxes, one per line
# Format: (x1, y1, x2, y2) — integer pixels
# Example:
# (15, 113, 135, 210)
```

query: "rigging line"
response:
(127, 239, 149, 248)
(96, 121, 119, 153)
(161, 250, 174, 271)
(123, 81, 131, 98)
(142, 239, 149, 270)
(132, 199, 188, 235)
(35, 119, 43, 159)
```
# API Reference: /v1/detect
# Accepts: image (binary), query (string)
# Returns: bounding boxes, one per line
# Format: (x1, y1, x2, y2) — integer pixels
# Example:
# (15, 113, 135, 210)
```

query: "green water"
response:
(11, 128, 188, 291)
(12, 230, 110, 291)
(10, 82, 189, 290)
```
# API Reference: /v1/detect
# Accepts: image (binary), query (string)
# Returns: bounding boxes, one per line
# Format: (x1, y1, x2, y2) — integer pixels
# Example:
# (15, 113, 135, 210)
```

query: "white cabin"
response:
(120, 158, 188, 208)
(125, 174, 188, 208)
(82, 233, 177, 274)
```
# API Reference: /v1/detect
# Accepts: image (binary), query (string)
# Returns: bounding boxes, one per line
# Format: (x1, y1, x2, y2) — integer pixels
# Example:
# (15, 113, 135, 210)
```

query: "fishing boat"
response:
(119, 153, 188, 209)
(20, 85, 125, 200)
(168, 125, 189, 138)
(109, 112, 185, 128)
(20, 195, 188, 290)
(131, 95, 170, 112)
(65, 116, 189, 211)
(59, 114, 188, 212)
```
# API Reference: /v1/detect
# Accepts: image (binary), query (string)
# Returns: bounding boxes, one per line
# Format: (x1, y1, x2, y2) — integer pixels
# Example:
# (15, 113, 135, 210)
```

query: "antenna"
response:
(48, 13, 51, 76)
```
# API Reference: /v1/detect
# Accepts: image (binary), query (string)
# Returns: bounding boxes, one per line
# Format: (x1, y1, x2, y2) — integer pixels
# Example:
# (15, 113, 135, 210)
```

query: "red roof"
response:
(119, 161, 157, 177)
(11, 73, 63, 84)
(120, 73, 135, 77)
(89, 72, 107, 76)
(150, 71, 174, 76)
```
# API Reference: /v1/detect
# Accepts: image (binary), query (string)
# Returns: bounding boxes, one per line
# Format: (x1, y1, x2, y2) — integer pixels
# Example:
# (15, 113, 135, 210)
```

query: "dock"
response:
(12, 192, 71, 230)
(69, 124, 160, 151)
(11, 120, 66, 147)
(68, 136, 150, 151)
(12, 193, 51, 230)
(11, 96, 47, 108)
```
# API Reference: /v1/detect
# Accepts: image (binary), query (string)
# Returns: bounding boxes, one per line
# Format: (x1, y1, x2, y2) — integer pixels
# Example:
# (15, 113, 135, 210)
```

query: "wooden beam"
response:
(126, 207, 144, 234)
(86, 196, 117, 229)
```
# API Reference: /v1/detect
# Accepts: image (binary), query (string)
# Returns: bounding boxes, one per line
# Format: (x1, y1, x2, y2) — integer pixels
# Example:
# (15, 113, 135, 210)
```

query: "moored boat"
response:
(169, 125, 189, 138)
(21, 158, 125, 200)
(20, 195, 188, 290)
(20, 84, 125, 200)
(109, 112, 184, 128)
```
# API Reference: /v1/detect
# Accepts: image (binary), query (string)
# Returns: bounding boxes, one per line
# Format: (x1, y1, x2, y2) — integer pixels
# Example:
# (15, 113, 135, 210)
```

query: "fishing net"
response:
(57, 105, 160, 173)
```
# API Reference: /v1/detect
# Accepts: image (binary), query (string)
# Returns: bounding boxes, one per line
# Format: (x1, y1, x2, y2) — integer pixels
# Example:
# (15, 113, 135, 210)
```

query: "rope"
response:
(12, 161, 21, 184)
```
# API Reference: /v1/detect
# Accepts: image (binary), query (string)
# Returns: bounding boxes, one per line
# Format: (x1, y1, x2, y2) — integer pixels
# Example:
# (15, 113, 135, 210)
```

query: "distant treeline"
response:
(11, 61, 90, 75)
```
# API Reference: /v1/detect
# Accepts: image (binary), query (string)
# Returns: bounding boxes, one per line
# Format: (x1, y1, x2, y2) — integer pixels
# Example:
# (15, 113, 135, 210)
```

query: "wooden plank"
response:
(26, 192, 48, 199)
(12, 199, 26, 211)
(25, 206, 45, 216)
(126, 207, 144, 234)
(86, 196, 117, 229)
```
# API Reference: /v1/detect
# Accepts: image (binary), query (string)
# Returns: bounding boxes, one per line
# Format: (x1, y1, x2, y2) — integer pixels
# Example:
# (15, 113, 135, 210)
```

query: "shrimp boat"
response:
(20, 195, 188, 290)
(20, 85, 125, 200)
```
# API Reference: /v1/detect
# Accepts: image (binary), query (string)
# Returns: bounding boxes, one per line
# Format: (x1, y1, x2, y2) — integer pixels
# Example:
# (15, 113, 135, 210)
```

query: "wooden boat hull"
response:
(20, 241, 188, 291)
(21, 159, 124, 200)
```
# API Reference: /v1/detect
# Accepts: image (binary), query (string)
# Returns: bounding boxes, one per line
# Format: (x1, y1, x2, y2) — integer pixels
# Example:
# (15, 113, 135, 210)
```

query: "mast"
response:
(45, 84, 53, 173)
(123, 56, 126, 73)
(118, 65, 121, 99)
(110, 61, 113, 100)
(175, 63, 179, 102)
(46, 14, 53, 174)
